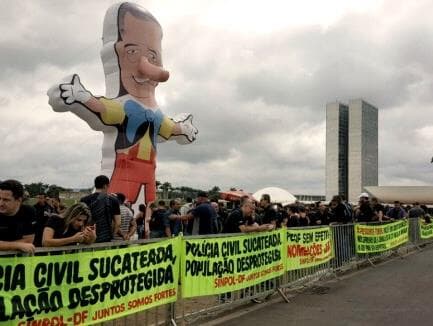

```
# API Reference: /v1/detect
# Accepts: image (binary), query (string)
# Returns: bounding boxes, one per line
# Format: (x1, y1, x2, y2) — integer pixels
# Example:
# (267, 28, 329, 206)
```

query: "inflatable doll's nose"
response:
(138, 57, 169, 83)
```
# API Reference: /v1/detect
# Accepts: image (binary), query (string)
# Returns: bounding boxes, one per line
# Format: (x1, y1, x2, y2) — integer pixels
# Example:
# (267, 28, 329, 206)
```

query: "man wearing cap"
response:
(355, 193, 375, 223)
(187, 192, 216, 235)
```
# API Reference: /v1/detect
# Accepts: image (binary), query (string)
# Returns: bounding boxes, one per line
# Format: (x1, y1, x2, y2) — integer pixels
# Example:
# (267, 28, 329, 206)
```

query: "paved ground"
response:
(219, 246, 433, 326)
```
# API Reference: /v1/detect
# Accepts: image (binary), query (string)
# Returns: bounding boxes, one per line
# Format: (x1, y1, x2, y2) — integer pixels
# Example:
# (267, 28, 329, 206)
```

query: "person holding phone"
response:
(42, 203, 96, 247)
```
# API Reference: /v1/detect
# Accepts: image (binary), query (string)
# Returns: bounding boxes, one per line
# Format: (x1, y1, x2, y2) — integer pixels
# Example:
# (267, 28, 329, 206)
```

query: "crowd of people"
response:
(147, 192, 432, 239)
(0, 175, 431, 254)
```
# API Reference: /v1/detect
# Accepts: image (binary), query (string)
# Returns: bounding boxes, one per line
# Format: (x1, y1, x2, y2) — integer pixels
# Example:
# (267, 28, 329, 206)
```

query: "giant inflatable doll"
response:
(47, 2, 198, 205)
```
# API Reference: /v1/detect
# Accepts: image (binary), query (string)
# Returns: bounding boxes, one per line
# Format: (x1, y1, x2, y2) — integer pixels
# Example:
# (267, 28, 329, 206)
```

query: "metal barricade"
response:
(330, 223, 356, 270)
(176, 232, 282, 325)
(178, 227, 334, 324)
(176, 219, 433, 324)
(3, 219, 433, 326)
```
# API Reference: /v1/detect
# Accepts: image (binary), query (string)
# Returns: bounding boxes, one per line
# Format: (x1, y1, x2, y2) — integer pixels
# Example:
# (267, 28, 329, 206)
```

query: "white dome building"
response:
(253, 187, 297, 206)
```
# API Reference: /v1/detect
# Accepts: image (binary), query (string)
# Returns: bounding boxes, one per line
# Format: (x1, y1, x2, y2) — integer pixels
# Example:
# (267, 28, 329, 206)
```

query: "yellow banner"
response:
(0, 237, 180, 326)
(355, 220, 408, 253)
(286, 227, 334, 270)
(181, 230, 285, 298)
(419, 220, 433, 239)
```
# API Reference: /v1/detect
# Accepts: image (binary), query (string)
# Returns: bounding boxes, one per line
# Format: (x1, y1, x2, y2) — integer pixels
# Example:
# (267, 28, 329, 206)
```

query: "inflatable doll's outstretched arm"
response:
(47, 74, 110, 131)
(59, 75, 106, 113)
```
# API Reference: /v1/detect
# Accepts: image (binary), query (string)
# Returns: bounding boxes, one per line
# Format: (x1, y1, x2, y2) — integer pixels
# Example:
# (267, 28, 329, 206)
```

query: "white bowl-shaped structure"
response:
(365, 186, 433, 205)
(253, 187, 297, 206)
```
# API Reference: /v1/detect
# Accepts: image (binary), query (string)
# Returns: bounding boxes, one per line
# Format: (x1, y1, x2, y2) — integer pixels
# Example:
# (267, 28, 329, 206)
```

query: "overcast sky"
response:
(1, 0, 433, 195)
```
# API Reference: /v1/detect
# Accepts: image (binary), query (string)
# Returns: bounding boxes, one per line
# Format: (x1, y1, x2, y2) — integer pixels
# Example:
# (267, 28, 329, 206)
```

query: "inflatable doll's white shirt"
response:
(101, 2, 123, 98)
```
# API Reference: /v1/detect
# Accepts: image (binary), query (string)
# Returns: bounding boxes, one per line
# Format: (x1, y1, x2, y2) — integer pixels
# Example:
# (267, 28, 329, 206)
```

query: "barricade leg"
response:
(168, 302, 177, 326)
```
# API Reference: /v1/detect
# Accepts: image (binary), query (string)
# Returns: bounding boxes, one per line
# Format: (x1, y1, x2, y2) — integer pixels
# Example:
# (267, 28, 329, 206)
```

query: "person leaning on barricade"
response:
(219, 198, 274, 304)
(310, 201, 330, 225)
(386, 201, 407, 220)
(0, 179, 36, 253)
(370, 197, 387, 222)
(298, 206, 310, 226)
(33, 192, 54, 247)
(286, 205, 300, 227)
(354, 193, 374, 223)
(42, 203, 96, 247)
(329, 195, 353, 225)
(223, 198, 274, 234)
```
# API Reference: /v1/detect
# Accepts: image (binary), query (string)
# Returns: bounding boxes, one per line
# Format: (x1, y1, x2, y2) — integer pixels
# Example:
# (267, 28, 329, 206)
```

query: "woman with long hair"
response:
(42, 202, 96, 247)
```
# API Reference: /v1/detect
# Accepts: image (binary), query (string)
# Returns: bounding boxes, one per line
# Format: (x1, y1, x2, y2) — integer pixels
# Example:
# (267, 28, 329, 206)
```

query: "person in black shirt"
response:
(408, 202, 425, 219)
(329, 195, 352, 224)
(149, 200, 169, 238)
(370, 197, 386, 222)
(279, 208, 289, 228)
(223, 199, 274, 233)
(80, 175, 121, 242)
(311, 202, 330, 225)
(42, 203, 96, 247)
(386, 201, 407, 220)
(165, 199, 183, 236)
(355, 193, 375, 223)
(286, 205, 300, 227)
(187, 192, 216, 235)
(298, 206, 310, 226)
(135, 204, 146, 239)
(217, 202, 228, 226)
(259, 194, 278, 225)
(0, 180, 36, 253)
(33, 193, 55, 247)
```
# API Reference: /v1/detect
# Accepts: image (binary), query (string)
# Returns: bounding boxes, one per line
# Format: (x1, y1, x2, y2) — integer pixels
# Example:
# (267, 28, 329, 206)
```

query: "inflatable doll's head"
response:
(101, 2, 169, 98)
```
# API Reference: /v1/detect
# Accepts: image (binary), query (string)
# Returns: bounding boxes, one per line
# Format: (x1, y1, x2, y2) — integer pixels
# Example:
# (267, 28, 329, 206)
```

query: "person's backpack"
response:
(150, 209, 166, 231)
(88, 193, 113, 243)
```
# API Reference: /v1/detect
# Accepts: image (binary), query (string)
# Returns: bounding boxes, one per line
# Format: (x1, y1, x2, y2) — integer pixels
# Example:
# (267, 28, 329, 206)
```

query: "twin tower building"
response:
(326, 99, 378, 203)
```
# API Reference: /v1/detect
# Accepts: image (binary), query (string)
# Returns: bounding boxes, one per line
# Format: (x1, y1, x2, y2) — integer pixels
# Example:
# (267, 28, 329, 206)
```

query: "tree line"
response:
(24, 182, 222, 201)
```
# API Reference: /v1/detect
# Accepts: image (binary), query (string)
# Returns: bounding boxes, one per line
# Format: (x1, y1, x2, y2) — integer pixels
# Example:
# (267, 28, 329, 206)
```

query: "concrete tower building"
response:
(326, 99, 378, 203)
(325, 102, 349, 201)
(347, 99, 378, 203)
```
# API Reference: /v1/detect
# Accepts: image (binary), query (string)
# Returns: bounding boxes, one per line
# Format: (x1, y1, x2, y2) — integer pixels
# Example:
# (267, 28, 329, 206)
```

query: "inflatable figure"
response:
(47, 2, 197, 204)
